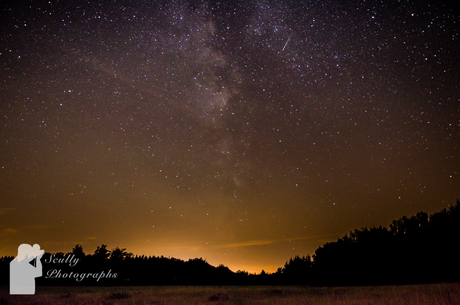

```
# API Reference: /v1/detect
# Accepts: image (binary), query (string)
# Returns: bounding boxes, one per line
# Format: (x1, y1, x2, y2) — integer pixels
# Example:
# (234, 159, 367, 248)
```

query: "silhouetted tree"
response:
(282, 255, 313, 284)
(110, 247, 132, 261)
(71, 244, 85, 257)
(93, 244, 110, 260)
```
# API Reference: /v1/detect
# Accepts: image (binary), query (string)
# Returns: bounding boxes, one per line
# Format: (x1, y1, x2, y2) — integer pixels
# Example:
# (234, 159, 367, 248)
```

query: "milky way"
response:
(1, 0, 459, 272)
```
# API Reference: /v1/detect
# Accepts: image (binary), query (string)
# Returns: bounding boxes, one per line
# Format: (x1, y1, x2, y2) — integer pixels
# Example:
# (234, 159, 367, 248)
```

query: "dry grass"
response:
(0, 283, 459, 304)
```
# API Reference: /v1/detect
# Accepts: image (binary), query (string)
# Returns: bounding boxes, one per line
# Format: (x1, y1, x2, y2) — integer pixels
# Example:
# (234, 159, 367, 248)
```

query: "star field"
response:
(1, 0, 459, 273)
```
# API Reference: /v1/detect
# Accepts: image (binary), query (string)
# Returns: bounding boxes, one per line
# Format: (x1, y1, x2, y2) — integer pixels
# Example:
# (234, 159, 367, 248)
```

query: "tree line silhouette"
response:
(1, 200, 459, 286)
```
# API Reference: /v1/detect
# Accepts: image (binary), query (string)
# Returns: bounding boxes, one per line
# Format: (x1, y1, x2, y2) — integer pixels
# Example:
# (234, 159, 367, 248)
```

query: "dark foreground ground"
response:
(0, 283, 459, 304)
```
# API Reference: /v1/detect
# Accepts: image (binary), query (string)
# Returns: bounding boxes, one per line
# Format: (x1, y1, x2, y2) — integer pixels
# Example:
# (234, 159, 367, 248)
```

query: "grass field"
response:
(1, 283, 459, 304)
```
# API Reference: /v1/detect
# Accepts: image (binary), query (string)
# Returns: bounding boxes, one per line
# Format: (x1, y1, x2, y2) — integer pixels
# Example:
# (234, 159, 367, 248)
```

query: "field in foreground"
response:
(1, 283, 459, 305)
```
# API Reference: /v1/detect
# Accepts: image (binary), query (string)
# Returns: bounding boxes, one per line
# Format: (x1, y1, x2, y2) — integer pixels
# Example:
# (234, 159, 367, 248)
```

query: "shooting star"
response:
(282, 32, 293, 51)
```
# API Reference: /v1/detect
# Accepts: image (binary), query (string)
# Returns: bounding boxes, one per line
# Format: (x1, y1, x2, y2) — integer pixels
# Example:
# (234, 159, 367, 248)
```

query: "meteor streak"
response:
(282, 32, 293, 51)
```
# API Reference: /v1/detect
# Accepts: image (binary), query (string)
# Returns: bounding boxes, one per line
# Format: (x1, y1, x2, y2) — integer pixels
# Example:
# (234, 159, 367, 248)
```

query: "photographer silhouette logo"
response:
(10, 244, 44, 295)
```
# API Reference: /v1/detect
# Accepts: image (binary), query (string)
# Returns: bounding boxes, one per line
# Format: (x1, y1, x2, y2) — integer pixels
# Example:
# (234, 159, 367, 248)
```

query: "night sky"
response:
(1, 0, 459, 273)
